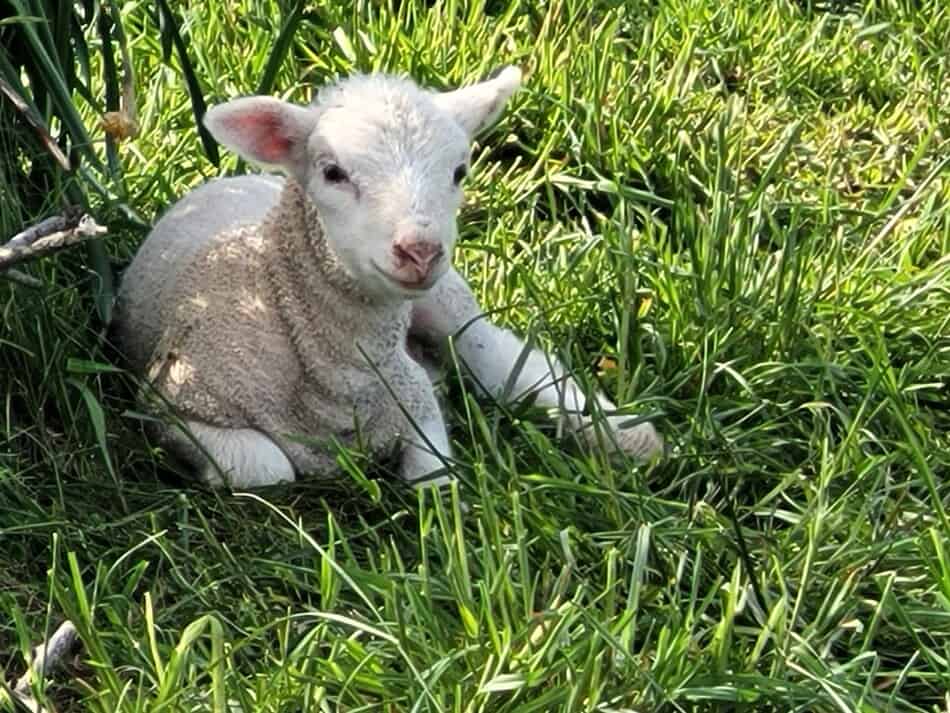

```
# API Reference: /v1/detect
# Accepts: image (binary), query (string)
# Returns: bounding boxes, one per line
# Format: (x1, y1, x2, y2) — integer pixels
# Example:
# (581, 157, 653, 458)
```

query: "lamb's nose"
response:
(393, 239, 444, 274)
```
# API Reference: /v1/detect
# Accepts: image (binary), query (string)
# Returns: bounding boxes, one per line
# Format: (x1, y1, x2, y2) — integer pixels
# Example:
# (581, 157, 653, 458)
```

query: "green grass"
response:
(2, 0, 949, 710)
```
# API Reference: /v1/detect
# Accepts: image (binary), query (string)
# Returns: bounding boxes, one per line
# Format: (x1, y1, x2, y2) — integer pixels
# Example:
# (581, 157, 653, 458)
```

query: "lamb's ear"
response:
(203, 97, 316, 169)
(433, 66, 522, 137)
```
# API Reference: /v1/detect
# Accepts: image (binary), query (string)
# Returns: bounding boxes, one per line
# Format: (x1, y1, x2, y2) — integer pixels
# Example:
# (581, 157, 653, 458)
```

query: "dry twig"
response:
(0, 210, 108, 279)
(4, 620, 80, 713)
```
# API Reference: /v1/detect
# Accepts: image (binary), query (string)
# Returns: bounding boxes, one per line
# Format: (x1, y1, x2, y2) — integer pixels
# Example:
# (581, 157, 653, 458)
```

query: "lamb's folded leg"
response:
(154, 419, 296, 488)
(411, 268, 664, 460)
(142, 333, 298, 488)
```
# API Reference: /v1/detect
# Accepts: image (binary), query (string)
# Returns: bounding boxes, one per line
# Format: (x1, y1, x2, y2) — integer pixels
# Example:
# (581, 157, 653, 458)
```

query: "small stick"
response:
(3, 208, 84, 251)
(0, 213, 108, 272)
(10, 620, 80, 713)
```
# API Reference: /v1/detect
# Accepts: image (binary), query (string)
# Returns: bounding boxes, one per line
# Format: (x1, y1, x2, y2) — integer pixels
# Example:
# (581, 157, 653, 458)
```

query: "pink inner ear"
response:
(224, 110, 293, 164)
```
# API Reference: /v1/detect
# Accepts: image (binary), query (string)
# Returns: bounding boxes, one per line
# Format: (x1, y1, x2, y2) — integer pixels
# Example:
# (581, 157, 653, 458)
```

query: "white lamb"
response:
(114, 67, 663, 490)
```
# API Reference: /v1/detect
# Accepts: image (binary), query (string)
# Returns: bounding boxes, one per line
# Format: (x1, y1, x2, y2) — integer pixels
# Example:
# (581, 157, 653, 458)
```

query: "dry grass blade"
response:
(0, 76, 70, 170)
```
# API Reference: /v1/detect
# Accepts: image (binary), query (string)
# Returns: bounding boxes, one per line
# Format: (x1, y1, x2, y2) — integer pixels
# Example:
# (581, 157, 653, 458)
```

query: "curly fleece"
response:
(116, 178, 433, 476)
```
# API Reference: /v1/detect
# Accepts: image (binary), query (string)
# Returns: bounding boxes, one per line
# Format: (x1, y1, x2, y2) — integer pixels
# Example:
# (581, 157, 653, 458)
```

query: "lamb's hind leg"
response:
(154, 420, 296, 488)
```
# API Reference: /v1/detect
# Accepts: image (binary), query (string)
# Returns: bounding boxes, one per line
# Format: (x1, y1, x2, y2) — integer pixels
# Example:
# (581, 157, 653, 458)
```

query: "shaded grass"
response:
(2, 0, 949, 710)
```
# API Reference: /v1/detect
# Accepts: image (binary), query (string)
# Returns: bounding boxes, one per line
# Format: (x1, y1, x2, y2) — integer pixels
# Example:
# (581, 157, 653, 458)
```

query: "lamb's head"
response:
(203, 67, 522, 298)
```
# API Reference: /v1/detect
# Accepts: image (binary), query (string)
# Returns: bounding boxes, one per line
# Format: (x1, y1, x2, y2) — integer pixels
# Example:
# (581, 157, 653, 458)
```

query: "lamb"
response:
(114, 67, 664, 490)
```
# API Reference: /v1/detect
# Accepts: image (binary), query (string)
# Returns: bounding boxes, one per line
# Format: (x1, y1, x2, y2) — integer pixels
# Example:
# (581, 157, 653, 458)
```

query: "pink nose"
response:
(393, 239, 444, 279)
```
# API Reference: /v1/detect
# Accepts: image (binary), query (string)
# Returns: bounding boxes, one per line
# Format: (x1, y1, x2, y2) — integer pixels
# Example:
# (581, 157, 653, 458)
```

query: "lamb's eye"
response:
(453, 164, 468, 185)
(323, 164, 349, 184)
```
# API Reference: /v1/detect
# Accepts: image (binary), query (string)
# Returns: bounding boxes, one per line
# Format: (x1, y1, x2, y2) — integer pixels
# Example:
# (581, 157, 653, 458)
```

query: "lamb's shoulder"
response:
(146, 224, 301, 425)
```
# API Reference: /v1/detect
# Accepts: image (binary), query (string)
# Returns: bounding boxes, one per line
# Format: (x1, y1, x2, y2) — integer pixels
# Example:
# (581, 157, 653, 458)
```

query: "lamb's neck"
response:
(264, 179, 411, 366)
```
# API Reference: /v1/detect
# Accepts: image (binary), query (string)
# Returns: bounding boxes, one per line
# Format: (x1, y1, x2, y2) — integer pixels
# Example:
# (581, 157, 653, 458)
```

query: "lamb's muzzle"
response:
(114, 67, 663, 490)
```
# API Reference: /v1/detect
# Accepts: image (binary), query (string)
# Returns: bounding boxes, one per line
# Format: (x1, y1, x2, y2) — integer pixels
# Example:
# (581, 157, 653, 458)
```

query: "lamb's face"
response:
(302, 80, 471, 298)
(204, 68, 522, 300)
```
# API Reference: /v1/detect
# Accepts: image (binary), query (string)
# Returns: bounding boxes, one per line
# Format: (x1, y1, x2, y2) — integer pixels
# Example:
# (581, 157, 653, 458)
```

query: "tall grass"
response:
(1, 0, 948, 711)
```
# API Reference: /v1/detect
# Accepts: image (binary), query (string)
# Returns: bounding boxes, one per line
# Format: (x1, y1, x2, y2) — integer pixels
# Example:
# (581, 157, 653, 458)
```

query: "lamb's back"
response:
(116, 174, 285, 370)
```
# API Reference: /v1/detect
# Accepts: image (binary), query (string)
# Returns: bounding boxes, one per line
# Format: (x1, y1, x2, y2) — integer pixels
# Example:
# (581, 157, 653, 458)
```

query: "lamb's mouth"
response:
(371, 262, 431, 292)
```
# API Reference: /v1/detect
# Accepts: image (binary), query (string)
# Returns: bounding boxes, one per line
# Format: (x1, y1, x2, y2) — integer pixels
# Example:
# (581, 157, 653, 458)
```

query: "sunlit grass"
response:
(1, 0, 949, 711)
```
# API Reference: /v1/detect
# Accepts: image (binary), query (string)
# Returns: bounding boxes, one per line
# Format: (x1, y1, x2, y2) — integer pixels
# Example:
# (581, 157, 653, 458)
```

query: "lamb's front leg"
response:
(396, 359, 456, 489)
(411, 269, 663, 460)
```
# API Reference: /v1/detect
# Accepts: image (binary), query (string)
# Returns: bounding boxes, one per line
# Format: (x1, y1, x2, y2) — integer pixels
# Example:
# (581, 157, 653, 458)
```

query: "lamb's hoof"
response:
(597, 417, 665, 462)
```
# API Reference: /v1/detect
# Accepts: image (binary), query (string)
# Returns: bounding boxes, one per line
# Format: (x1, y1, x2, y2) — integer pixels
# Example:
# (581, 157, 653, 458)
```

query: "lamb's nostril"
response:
(394, 240, 443, 271)
(417, 244, 443, 267)
(393, 243, 415, 266)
